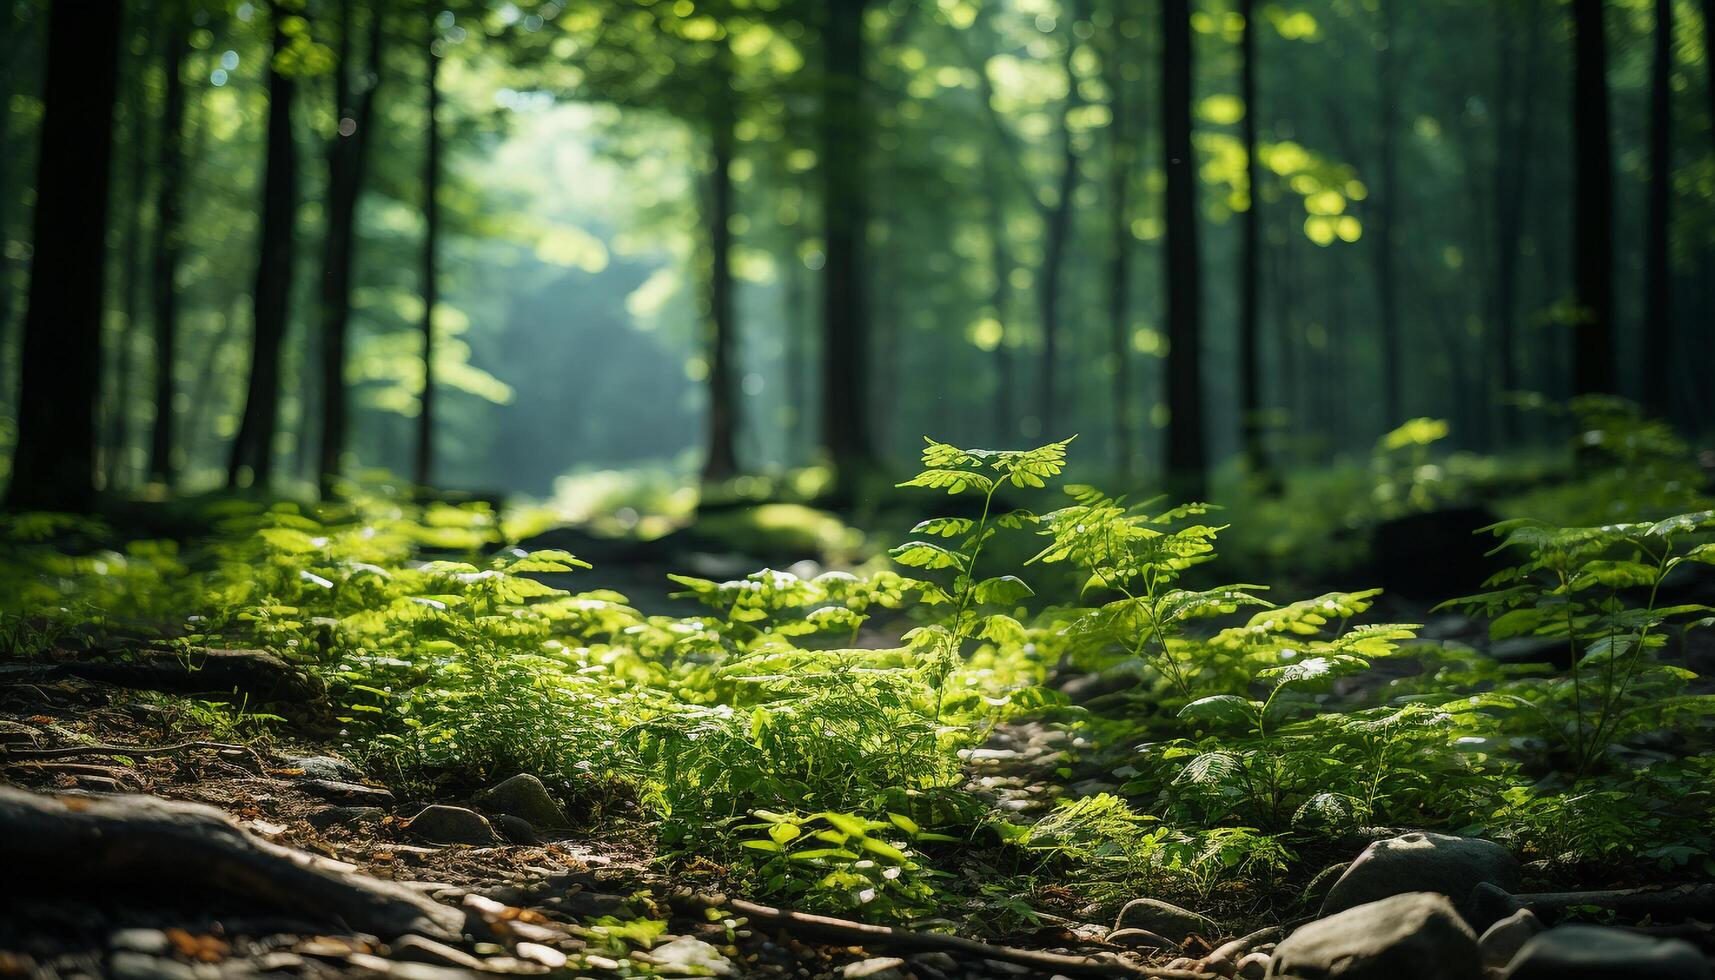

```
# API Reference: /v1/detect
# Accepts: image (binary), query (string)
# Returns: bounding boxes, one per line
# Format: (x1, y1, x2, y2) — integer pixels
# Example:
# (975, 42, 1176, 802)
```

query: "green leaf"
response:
(897, 469, 995, 495)
(889, 541, 963, 570)
(911, 517, 974, 538)
(973, 575, 1034, 605)
(1177, 695, 1259, 729)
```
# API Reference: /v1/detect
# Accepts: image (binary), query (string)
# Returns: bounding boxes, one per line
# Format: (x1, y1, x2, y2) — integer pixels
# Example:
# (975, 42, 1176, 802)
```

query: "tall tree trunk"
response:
(701, 100, 739, 484)
(227, 16, 300, 488)
(1489, 0, 1542, 446)
(415, 40, 441, 490)
(985, 159, 1016, 444)
(784, 235, 808, 465)
(1570, 0, 1615, 396)
(5, 0, 122, 512)
(1038, 13, 1083, 441)
(1104, 44, 1135, 481)
(1237, 0, 1270, 483)
(148, 13, 189, 486)
(107, 27, 152, 493)
(1371, 0, 1403, 426)
(317, 0, 384, 497)
(1161, 0, 1205, 500)
(1643, 0, 1672, 417)
(818, 0, 875, 494)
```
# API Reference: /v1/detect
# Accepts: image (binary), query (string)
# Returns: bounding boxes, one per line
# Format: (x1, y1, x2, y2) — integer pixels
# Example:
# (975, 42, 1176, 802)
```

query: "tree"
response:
(1643, 0, 1671, 417)
(1237, 0, 1268, 481)
(1570, 0, 1615, 396)
(1037, 5, 1084, 441)
(818, 0, 877, 492)
(149, 7, 191, 486)
(1488, 0, 1544, 445)
(317, 0, 385, 497)
(1101, 10, 1138, 480)
(5, 0, 122, 512)
(228, 8, 304, 488)
(1161, 0, 1204, 500)
(415, 30, 441, 490)
(700, 50, 740, 483)
(1371, 0, 1403, 425)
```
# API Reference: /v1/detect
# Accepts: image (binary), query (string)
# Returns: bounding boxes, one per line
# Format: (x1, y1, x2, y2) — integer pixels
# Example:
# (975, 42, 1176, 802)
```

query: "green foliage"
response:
(737, 810, 956, 920)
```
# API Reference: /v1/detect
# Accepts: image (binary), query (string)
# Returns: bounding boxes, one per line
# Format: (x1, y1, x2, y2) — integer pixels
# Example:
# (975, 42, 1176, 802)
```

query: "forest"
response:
(2, 0, 1714, 978)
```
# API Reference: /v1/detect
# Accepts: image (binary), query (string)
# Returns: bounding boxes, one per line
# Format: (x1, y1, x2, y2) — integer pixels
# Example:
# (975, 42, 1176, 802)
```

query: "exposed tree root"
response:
(0, 785, 462, 941)
(3, 739, 259, 764)
(0, 648, 324, 703)
(681, 892, 1214, 979)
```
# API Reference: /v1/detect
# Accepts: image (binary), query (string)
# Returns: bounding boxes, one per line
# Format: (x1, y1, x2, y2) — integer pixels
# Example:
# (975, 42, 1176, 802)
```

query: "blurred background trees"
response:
(0, 0, 1711, 512)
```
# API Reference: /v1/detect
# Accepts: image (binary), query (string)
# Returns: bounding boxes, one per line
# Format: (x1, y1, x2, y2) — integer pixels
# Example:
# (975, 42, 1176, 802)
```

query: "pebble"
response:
(842, 956, 906, 978)
(108, 953, 196, 980)
(108, 930, 170, 956)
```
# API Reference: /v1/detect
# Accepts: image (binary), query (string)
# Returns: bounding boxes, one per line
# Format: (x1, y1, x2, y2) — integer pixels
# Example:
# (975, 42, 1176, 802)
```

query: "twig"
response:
(684, 892, 1213, 979)
(4, 740, 261, 768)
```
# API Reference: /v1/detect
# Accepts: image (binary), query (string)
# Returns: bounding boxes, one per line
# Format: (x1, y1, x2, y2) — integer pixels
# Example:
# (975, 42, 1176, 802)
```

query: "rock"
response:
(108, 953, 197, 980)
(1503, 925, 1711, 980)
(288, 755, 364, 782)
(1268, 892, 1481, 980)
(1321, 832, 1519, 918)
(515, 942, 568, 968)
(1302, 861, 1352, 911)
(300, 779, 395, 806)
(1107, 928, 1174, 951)
(307, 806, 385, 830)
(472, 773, 567, 830)
(490, 813, 540, 845)
(843, 957, 907, 979)
(404, 805, 500, 845)
(642, 937, 732, 976)
(1237, 952, 1270, 979)
(908, 952, 958, 972)
(1477, 909, 1542, 972)
(1113, 898, 1218, 942)
(390, 935, 485, 971)
(109, 929, 171, 955)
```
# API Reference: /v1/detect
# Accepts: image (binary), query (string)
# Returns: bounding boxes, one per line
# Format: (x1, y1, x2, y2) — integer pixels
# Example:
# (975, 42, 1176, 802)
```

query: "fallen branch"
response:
(682, 892, 1212, 979)
(4, 740, 256, 762)
(1471, 881, 1715, 931)
(0, 785, 462, 941)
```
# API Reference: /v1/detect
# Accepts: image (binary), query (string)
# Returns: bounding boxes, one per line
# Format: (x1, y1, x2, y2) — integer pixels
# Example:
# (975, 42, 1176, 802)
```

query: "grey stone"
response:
(490, 812, 540, 845)
(1477, 909, 1542, 971)
(1503, 925, 1711, 980)
(287, 755, 364, 783)
(1113, 897, 1217, 942)
(307, 806, 385, 830)
(472, 773, 567, 830)
(108, 929, 171, 955)
(1268, 892, 1481, 980)
(404, 805, 500, 845)
(1107, 928, 1174, 951)
(1321, 832, 1519, 917)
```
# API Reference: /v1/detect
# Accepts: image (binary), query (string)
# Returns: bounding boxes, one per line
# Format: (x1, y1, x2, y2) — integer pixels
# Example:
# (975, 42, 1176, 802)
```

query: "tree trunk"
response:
(4, 0, 122, 513)
(817, 0, 875, 495)
(701, 100, 739, 484)
(148, 14, 189, 486)
(1570, 0, 1615, 396)
(984, 158, 1016, 445)
(108, 28, 152, 493)
(1643, 0, 1672, 417)
(1105, 42, 1134, 481)
(1161, 0, 1205, 500)
(1371, 0, 1403, 426)
(414, 40, 441, 490)
(317, 1, 384, 498)
(1237, 0, 1270, 483)
(1488, 0, 1542, 446)
(227, 17, 300, 488)
(784, 236, 808, 465)
(1038, 12, 1083, 442)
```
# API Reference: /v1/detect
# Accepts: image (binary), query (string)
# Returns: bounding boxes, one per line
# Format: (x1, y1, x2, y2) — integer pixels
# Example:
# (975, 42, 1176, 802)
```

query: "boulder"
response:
(1269, 892, 1481, 980)
(1113, 897, 1218, 942)
(404, 805, 500, 846)
(1477, 909, 1542, 972)
(472, 773, 567, 830)
(1322, 832, 1519, 917)
(1503, 925, 1711, 980)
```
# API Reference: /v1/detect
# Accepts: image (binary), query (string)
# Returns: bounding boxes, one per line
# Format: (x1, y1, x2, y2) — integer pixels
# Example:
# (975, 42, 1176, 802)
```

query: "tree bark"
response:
(985, 158, 1016, 444)
(1371, 0, 1403, 427)
(109, 27, 152, 492)
(1038, 12, 1084, 442)
(4, 0, 122, 513)
(1643, 0, 1672, 417)
(1161, 0, 1205, 500)
(1237, 0, 1269, 483)
(227, 15, 300, 488)
(701, 93, 739, 484)
(148, 13, 189, 486)
(1488, 0, 1543, 446)
(318, 0, 385, 498)
(817, 0, 875, 496)
(1104, 35, 1135, 481)
(1570, 0, 1615, 396)
(415, 40, 441, 490)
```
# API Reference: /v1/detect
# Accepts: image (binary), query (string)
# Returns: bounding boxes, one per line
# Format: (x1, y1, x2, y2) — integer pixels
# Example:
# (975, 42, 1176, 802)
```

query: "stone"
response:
(300, 779, 395, 806)
(1477, 909, 1542, 972)
(1321, 832, 1519, 918)
(1503, 925, 1711, 980)
(308, 806, 386, 830)
(472, 773, 567, 830)
(108, 953, 197, 980)
(1303, 861, 1353, 911)
(515, 942, 568, 969)
(287, 755, 365, 783)
(1113, 898, 1218, 942)
(390, 935, 485, 971)
(109, 930, 171, 955)
(842, 956, 907, 979)
(404, 805, 500, 845)
(490, 812, 541, 845)
(642, 937, 732, 976)
(1107, 928, 1174, 951)
(1268, 892, 1481, 980)
(1237, 952, 1270, 979)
